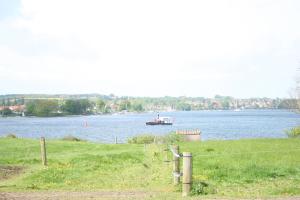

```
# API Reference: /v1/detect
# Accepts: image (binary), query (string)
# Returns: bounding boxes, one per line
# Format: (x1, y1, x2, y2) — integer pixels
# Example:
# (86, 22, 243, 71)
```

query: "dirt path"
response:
(0, 191, 155, 200)
(1, 192, 299, 200)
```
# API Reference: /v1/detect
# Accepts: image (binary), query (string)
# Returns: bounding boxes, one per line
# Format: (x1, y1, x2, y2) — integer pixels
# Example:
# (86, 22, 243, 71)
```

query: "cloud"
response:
(0, 0, 299, 97)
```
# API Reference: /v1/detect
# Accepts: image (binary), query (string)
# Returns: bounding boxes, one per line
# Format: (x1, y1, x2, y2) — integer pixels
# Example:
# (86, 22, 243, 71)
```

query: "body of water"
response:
(0, 110, 299, 143)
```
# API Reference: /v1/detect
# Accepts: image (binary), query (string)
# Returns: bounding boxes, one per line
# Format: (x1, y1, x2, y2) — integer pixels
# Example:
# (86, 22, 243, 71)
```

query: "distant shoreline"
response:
(0, 108, 297, 118)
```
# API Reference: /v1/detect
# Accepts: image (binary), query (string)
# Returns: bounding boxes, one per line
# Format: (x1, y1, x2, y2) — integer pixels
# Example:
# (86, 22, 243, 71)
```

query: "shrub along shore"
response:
(0, 136, 299, 198)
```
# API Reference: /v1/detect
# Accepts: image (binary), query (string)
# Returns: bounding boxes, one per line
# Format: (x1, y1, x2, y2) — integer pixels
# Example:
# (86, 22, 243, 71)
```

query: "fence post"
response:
(115, 136, 118, 144)
(173, 145, 180, 185)
(40, 137, 47, 166)
(182, 152, 192, 196)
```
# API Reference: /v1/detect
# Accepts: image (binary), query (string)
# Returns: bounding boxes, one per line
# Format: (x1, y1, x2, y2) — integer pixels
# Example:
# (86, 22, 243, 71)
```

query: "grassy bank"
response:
(0, 138, 299, 198)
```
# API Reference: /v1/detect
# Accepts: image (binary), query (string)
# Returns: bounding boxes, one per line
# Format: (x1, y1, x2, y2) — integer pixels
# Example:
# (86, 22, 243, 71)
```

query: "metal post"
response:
(182, 152, 192, 196)
(173, 145, 180, 185)
(40, 137, 47, 166)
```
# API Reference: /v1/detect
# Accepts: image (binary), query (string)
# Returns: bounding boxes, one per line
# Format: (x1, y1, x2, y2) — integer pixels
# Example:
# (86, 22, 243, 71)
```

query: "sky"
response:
(0, 0, 299, 98)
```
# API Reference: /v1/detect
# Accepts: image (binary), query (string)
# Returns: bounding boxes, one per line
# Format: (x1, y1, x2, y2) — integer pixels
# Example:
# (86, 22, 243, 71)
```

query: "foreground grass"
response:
(177, 139, 300, 198)
(0, 138, 299, 198)
(0, 138, 171, 192)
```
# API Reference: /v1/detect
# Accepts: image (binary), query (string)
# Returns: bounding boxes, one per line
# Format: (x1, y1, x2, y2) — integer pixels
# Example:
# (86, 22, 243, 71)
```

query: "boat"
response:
(146, 114, 173, 125)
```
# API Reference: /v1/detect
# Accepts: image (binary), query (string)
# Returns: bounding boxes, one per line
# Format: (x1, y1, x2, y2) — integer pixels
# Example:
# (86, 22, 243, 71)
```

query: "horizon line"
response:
(0, 93, 294, 99)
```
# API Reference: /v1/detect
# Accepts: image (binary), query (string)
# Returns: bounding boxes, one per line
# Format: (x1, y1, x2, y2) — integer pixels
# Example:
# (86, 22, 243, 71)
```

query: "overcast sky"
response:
(0, 0, 299, 98)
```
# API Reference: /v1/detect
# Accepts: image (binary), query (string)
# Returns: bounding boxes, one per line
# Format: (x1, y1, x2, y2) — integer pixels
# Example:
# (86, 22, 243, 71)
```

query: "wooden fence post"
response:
(182, 152, 192, 196)
(40, 137, 47, 166)
(115, 136, 118, 144)
(173, 145, 180, 185)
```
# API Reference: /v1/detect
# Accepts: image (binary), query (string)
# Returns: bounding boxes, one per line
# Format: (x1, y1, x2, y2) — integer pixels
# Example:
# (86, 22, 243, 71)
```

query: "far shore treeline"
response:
(0, 94, 299, 117)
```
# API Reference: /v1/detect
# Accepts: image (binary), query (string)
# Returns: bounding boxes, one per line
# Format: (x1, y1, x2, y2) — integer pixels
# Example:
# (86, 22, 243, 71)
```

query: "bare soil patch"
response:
(0, 191, 153, 200)
(0, 166, 23, 181)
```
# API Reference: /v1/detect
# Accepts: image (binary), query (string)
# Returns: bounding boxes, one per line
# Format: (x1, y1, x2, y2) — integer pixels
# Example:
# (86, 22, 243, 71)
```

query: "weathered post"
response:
(173, 145, 180, 185)
(40, 137, 47, 166)
(182, 152, 192, 196)
(115, 136, 118, 144)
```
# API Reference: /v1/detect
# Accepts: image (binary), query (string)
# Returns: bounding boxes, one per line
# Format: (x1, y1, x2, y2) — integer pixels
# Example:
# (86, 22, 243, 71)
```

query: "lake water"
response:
(0, 110, 299, 143)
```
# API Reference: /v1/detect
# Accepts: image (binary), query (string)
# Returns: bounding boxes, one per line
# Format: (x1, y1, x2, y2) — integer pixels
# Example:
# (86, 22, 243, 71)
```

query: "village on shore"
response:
(0, 94, 298, 117)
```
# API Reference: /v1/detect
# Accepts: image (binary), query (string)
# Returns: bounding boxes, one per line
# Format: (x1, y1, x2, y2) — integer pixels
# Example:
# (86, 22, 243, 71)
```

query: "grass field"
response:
(0, 137, 299, 199)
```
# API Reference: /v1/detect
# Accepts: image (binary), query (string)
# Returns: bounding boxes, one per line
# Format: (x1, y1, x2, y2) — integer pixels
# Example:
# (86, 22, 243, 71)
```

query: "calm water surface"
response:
(0, 110, 299, 143)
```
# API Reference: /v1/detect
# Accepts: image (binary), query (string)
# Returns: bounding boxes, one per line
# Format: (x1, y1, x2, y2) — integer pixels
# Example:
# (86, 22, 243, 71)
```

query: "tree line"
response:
(1, 95, 299, 117)
(23, 98, 144, 117)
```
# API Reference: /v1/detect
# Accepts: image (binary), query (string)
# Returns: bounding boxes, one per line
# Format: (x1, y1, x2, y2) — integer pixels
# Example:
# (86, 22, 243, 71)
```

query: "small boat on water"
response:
(146, 114, 173, 125)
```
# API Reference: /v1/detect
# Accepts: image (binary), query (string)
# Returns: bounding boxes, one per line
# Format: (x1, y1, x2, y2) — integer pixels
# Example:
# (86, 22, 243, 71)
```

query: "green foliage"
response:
(176, 102, 191, 111)
(5, 133, 17, 138)
(118, 100, 131, 111)
(278, 99, 299, 109)
(0, 138, 169, 191)
(180, 138, 300, 197)
(162, 132, 184, 144)
(25, 100, 59, 117)
(127, 133, 184, 144)
(131, 103, 144, 112)
(0, 108, 13, 116)
(0, 138, 299, 198)
(191, 181, 215, 195)
(96, 98, 106, 113)
(127, 134, 155, 144)
(61, 99, 91, 115)
(6, 98, 11, 106)
(61, 135, 84, 142)
(285, 126, 300, 138)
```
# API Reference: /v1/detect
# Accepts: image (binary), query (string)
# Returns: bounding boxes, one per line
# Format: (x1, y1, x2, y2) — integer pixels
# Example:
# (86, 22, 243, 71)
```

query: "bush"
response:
(61, 135, 84, 142)
(1, 108, 13, 116)
(285, 126, 300, 138)
(6, 133, 17, 138)
(191, 181, 216, 195)
(127, 134, 155, 144)
(127, 132, 184, 144)
(163, 132, 184, 144)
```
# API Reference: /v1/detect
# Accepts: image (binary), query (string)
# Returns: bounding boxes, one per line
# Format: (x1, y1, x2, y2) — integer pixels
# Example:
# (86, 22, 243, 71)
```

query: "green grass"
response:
(286, 126, 300, 138)
(0, 137, 299, 199)
(0, 138, 171, 192)
(178, 138, 300, 197)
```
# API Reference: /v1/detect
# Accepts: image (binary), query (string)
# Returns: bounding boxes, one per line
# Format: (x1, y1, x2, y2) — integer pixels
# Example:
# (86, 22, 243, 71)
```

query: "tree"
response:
(6, 98, 10, 106)
(20, 97, 25, 105)
(25, 101, 35, 115)
(119, 100, 131, 111)
(96, 98, 106, 113)
(35, 100, 59, 117)
(62, 99, 92, 115)
(25, 100, 59, 117)
(1, 108, 12, 116)
(103, 105, 112, 113)
(131, 103, 144, 112)
(176, 102, 191, 111)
